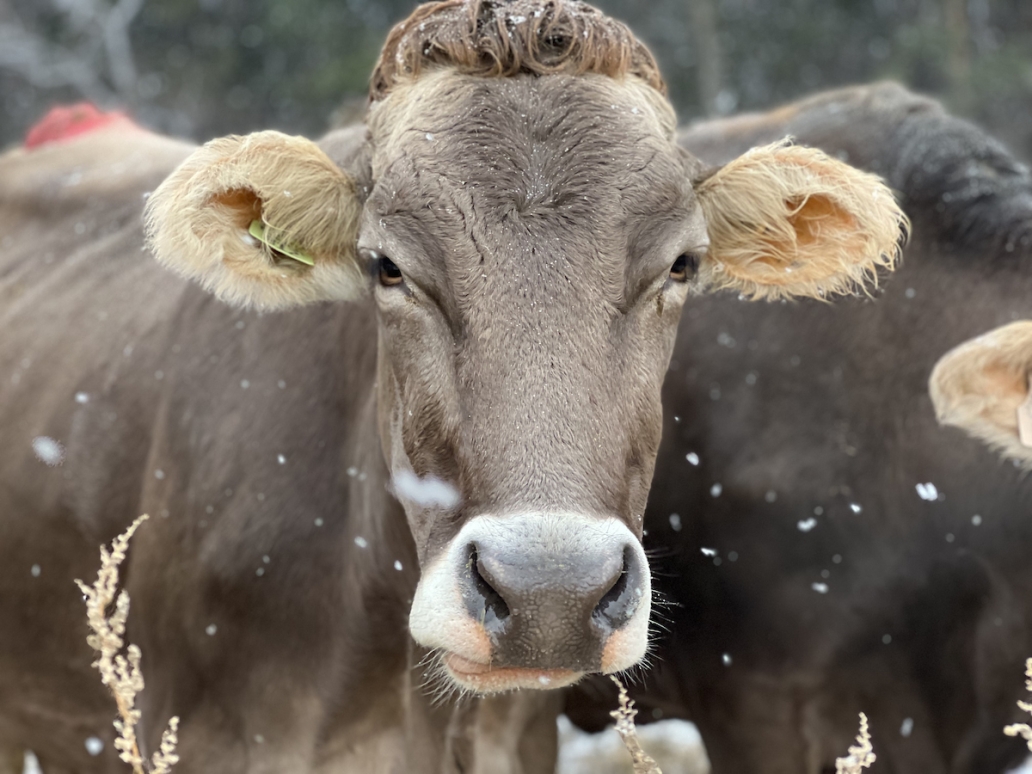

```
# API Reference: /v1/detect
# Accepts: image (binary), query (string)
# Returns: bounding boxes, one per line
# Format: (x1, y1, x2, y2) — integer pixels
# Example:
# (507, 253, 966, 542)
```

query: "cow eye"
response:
(364, 249, 403, 287)
(378, 256, 404, 287)
(669, 253, 699, 282)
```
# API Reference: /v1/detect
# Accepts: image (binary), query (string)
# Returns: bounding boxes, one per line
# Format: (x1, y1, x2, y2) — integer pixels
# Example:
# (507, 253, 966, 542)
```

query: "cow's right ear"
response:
(144, 131, 364, 310)
(929, 321, 1032, 466)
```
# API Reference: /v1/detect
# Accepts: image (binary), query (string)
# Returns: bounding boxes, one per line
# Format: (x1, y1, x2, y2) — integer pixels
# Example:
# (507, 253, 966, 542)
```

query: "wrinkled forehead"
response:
(365, 69, 692, 219)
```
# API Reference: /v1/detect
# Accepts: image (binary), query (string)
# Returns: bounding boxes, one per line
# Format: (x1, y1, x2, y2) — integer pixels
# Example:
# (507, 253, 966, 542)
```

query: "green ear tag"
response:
(248, 220, 315, 266)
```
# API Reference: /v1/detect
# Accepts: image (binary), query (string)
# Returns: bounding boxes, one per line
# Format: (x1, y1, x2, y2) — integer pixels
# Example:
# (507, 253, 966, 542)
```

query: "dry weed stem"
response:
(836, 713, 876, 774)
(75, 514, 179, 774)
(1004, 658, 1032, 751)
(609, 675, 662, 774)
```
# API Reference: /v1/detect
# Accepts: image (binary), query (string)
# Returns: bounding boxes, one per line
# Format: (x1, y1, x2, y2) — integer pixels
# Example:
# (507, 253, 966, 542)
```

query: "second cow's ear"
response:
(695, 141, 907, 301)
(930, 321, 1032, 466)
(145, 131, 364, 310)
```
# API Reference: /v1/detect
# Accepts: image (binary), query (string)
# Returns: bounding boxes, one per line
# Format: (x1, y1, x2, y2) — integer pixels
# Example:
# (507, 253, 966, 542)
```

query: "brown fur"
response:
(2, 4, 921, 773)
(930, 320, 1032, 468)
(696, 141, 908, 301)
(369, 0, 665, 103)
(144, 131, 365, 310)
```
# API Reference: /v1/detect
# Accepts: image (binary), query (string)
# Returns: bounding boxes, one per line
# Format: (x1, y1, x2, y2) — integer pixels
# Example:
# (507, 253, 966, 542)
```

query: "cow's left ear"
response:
(930, 321, 1032, 466)
(145, 131, 363, 310)
(695, 141, 907, 300)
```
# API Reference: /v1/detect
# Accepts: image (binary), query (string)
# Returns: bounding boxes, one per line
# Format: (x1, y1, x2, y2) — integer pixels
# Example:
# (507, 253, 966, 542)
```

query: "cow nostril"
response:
(468, 545, 510, 630)
(592, 547, 641, 632)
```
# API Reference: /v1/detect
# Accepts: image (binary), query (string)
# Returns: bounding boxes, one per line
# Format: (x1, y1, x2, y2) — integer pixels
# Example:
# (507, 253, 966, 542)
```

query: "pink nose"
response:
(459, 539, 645, 671)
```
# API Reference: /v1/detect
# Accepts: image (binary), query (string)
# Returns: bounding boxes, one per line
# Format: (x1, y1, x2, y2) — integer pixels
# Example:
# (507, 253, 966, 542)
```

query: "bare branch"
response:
(103, 0, 144, 98)
(1003, 658, 1032, 751)
(0, 20, 113, 101)
(75, 514, 179, 774)
(609, 676, 663, 774)
(836, 713, 876, 774)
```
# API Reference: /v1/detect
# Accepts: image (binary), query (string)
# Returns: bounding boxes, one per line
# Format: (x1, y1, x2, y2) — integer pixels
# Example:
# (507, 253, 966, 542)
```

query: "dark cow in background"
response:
(0, 1, 905, 773)
(568, 83, 1032, 774)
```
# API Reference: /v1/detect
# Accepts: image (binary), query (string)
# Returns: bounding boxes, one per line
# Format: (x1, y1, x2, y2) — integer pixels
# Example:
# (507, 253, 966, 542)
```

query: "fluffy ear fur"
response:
(695, 141, 907, 301)
(930, 321, 1032, 467)
(144, 131, 364, 310)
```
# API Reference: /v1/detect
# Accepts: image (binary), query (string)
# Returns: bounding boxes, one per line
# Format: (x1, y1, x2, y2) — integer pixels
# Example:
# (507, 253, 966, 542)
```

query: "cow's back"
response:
(0, 129, 198, 770)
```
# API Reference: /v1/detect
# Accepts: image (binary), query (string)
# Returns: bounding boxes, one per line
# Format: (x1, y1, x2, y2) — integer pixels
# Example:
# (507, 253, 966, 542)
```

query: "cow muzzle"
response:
(408, 513, 651, 693)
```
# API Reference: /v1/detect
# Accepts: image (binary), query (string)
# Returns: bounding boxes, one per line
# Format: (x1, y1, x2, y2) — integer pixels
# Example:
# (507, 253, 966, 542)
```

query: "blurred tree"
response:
(687, 0, 723, 116)
(0, 0, 1030, 160)
(0, 0, 144, 106)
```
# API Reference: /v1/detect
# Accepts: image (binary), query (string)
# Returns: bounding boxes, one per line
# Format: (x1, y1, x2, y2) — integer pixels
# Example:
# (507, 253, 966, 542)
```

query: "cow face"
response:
(145, 1, 904, 694)
(364, 71, 695, 690)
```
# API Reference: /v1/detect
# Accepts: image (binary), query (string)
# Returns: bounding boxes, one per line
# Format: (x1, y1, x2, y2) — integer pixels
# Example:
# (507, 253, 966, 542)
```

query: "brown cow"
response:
(0, 2, 904, 772)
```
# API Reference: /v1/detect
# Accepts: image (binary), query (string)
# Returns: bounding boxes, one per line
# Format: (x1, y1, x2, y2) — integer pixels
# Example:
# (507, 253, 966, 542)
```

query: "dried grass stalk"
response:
(75, 514, 179, 774)
(1004, 658, 1032, 751)
(836, 713, 876, 774)
(609, 676, 662, 774)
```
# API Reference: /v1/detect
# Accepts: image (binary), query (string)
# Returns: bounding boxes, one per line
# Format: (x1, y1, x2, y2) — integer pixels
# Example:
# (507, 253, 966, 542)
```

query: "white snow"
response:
(22, 752, 41, 774)
(701, 547, 717, 557)
(900, 718, 914, 737)
(709, 483, 722, 497)
(354, 536, 368, 548)
(392, 469, 461, 509)
(811, 582, 829, 594)
(669, 513, 682, 532)
(686, 452, 700, 466)
(85, 738, 104, 756)
(916, 482, 939, 501)
(797, 518, 817, 532)
(557, 715, 708, 774)
(31, 437, 64, 466)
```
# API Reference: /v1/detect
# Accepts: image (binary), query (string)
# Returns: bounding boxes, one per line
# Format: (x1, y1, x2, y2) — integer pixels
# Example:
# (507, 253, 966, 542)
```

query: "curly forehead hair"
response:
(369, 0, 666, 102)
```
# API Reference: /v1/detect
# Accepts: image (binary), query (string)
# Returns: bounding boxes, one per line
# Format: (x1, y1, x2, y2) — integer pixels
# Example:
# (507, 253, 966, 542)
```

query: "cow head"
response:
(930, 320, 1032, 467)
(145, 0, 905, 694)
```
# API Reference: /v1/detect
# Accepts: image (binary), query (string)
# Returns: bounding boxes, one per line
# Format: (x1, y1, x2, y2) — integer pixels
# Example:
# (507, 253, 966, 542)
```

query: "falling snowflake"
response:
(392, 469, 461, 509)
(916, 482, 939, 501)
(32, 437, 64, 466)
